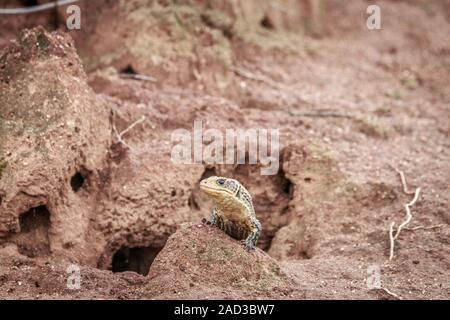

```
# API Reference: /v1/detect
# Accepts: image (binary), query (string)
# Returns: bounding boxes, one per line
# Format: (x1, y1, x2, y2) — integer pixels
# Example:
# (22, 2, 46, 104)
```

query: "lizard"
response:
(200, 176, 262, 251)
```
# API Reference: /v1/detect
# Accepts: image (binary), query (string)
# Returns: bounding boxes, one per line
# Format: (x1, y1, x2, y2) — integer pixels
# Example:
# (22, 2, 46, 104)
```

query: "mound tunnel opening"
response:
(111, 245, 164, 276)
(15, 205, 51, 258)
(70, 171, 85, 192)
(20, 0, 38, 6)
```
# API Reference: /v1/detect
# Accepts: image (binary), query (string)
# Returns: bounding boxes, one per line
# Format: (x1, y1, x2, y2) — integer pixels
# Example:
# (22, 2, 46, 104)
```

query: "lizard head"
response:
(199, 176, 240, 200)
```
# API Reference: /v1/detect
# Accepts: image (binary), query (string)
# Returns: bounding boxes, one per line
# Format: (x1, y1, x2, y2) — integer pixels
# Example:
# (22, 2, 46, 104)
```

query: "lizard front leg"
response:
(202, 207, 219, 226)
(242, 219, 262, 251)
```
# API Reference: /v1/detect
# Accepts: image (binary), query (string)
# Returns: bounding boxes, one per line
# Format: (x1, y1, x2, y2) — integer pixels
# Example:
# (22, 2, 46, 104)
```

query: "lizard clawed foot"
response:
(240, 240, 256, 252)
(202, 218, 212, 225)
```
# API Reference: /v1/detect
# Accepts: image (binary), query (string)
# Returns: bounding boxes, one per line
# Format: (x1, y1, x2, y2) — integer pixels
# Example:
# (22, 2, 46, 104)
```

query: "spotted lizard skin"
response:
(200, 176, 262, 251)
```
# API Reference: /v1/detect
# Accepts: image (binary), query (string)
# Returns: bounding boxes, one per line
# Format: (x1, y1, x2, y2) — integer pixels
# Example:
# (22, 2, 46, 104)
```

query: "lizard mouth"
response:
(200, 184, 233, 196)
(199, 184, 219, 193)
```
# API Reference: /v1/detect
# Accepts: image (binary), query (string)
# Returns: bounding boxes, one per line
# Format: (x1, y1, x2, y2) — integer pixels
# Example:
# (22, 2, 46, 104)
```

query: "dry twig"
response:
(231, 66, 280, 88)
(232, 63, 309, 103)
(0, 0, 79, 14)
(379, 287, 402, 300)
(404, 224, 446, 231)
(112, 113, 146, 149)
(370, 286, 402, 300)
(119, 73, 157, 82)
(388, 166, 421, 260)
(288, 110, 353, 119)
(388, 164, 416, 195)
(389, 221, 396, 260)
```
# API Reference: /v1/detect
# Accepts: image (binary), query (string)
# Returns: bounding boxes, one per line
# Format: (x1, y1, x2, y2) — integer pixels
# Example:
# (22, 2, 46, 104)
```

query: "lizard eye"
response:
(217, 178, 226, 185)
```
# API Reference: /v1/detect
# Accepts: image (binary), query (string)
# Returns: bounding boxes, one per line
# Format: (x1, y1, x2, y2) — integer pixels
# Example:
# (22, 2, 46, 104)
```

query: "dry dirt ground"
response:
(0, 0, 449, 300)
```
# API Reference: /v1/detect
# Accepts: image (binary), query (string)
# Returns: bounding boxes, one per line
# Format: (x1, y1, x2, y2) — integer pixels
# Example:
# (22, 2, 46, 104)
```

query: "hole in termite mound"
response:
(188, 167, 217, 211)
(20, 0, 38, 6)
(70, 171, 85, 192)
(120, 64, 137, 75)
(19, 0, 59, 30)
(199, 167, 216, 180)
(188, 193, 200, 211)
(279, 169, 294, 199)
(260, 15, 274, 30)
(111, 245, 164, 276)
(14, 205, 51, 258)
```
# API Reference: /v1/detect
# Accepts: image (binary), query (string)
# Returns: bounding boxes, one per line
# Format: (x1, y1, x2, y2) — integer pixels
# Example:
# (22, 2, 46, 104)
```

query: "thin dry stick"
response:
(118, 115, 146, 139)
(388, 164, 416, 195)
(112, 121, 129, 148)
(389, 222, 396, 260)
(380, 287, 402, 300)
(232, 65, 308, 103)
(389, 188, 421, 260)
(119, 73, 157, 82)
(370, 286, 402, 300)
(394, 187, 421, 239)
(231, 66, 280, 88)
(404, 224, 446, 231)
(289, 110, 353, 119)
(112, 114, 146, 148)
(0, 0, 79, 14)
(389, 166, 421, 260)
